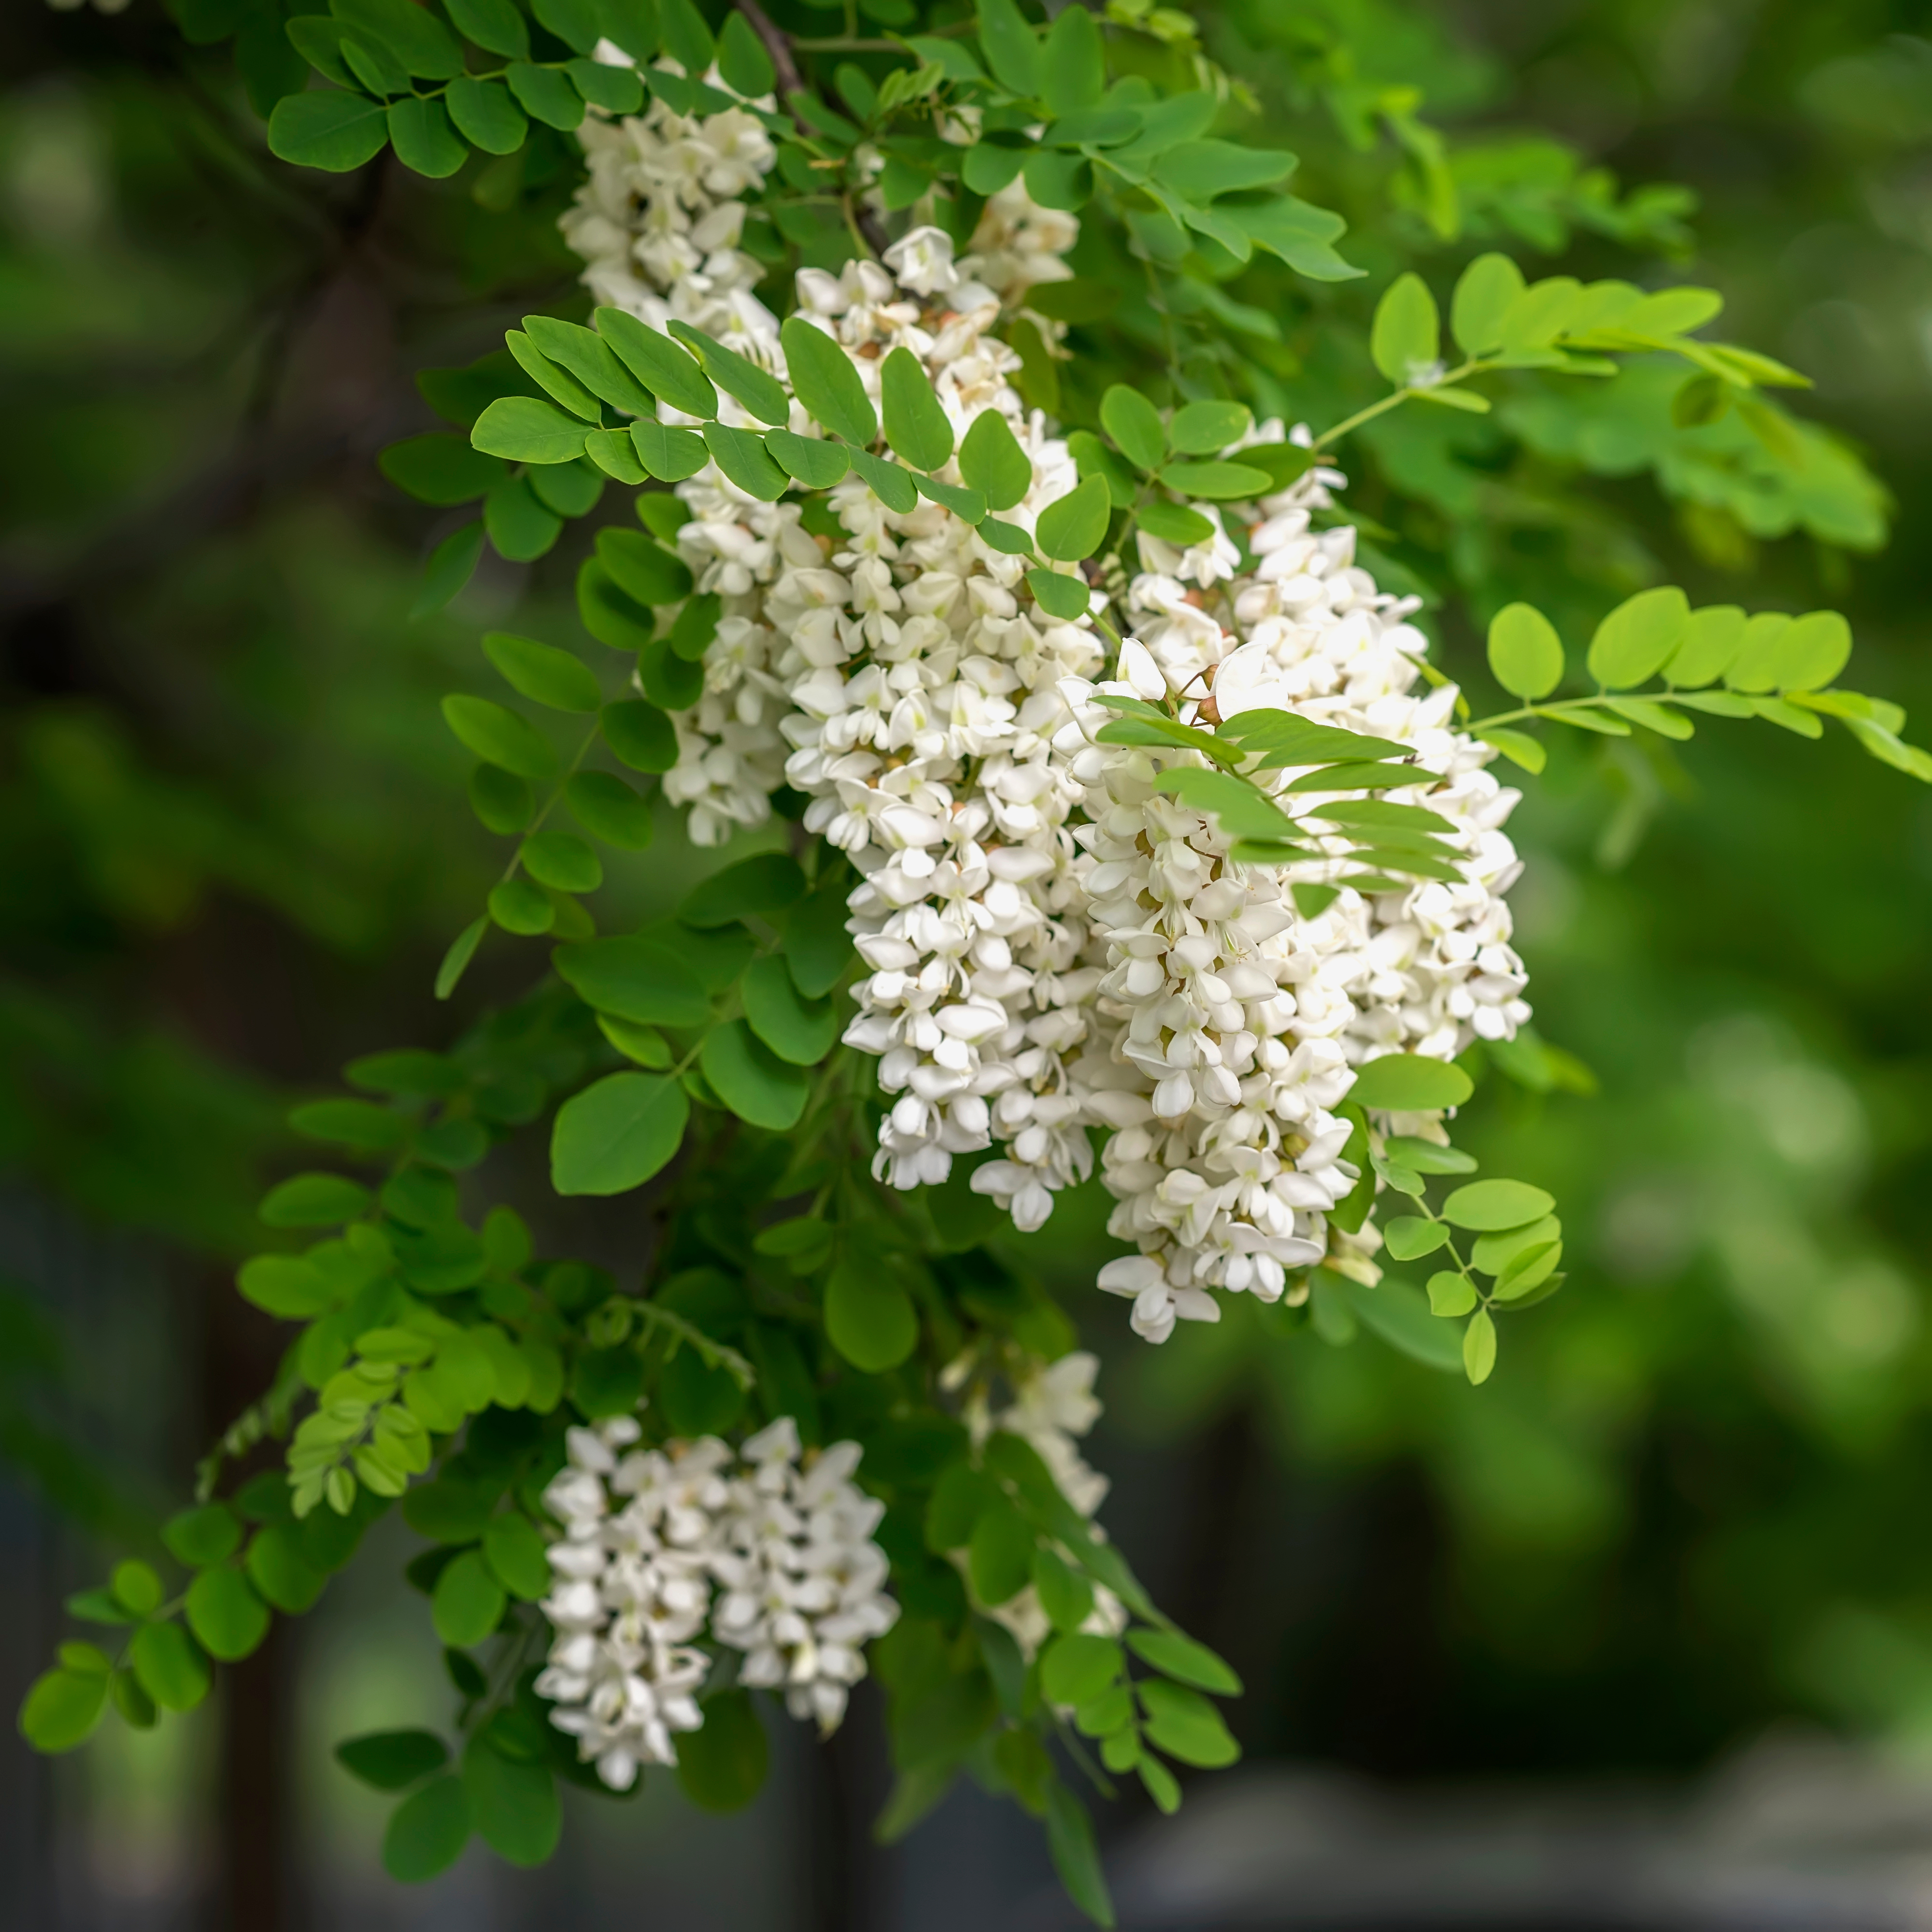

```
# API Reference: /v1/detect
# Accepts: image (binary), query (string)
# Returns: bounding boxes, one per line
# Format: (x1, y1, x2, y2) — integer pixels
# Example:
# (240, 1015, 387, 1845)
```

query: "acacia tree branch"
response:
(733, 0, 806, 99)
(732, 0, 891, 258)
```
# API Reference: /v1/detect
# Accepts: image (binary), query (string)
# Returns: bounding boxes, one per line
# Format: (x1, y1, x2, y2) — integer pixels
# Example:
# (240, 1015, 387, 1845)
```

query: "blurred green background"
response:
(3, 0, 1931, 1925)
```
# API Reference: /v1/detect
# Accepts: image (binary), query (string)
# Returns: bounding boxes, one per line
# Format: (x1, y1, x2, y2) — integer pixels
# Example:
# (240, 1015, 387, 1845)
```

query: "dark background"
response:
(5, 0, 1932, 1925)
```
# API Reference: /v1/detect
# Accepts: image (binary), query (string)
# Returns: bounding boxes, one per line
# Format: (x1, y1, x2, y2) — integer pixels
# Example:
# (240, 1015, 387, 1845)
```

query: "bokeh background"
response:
(5, 0, 1932, 1925)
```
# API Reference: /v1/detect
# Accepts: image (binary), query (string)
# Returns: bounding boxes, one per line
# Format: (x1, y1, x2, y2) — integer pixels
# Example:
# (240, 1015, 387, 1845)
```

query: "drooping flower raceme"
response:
(557, 98, 1534, 1343)
(536, 1414, 898, 1789)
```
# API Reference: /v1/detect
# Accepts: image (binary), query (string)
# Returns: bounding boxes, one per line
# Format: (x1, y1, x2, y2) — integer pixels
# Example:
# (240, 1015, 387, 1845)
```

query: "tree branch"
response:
(733, 0, 805, 100)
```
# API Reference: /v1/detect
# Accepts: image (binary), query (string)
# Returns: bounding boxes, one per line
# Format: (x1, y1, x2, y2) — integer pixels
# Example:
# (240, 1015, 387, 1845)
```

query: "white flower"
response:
(882, 225, 960, 298)
(536, 1415, 898, 1782)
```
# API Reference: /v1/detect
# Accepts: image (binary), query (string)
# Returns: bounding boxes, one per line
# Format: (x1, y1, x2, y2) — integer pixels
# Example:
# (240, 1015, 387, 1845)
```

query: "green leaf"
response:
(1769, 610, 1852, 692)
(1428, 1270, 1477, 1317)
(1159, 458, 1273, 499)
(656, 0, 714, 71)
(333, 0, 463, 74)
(471, 396, 589, 466)
(676, 1690, 771, 1811)
(1450, 252, 1526, 358)
(435, 917, 487, 999)
(1155, 139, 1293, 200)
(432, 1550, 506, 1649)
(1127, 1627, 1242, 1695)
(848, 446, 918, 514)
(411, 520, 484, 618)
(185, 1564, 270, 1662)
(701, 1021, 809, 1130)
(19, 1668, 108, 1752)
(162, 1504, 242, 1568)
(523, 317, 657, 419)
(259, 1172, 370, 1226)
(566, 55, 644, 112)
(551, 1072, 691, 1195)
(520, 830, 602, 893)
(583, 427, 648, 483)
(780, 316, 876, 446)
(482, 1514, 551, 1601)
(1040, 1632, 1122, 1705)
(341, 32, 410, 96)
(387, 96, 466, 177)
(1167, 398, 1253, 455)
(441, 695, 558, 780)
(1027, 569, 1091, 621)
(444, 0, 529, 59)
(1486, 603, 1564, 700)
(1371, 271, 1441, 385)
(237, 1253, 334, 1317)
(1098, 385, 1165, 473)
(1045, 1783, 1115, 1929)
(566, 770, 654, 849)
(1040, 0, 1103, 113)
(506, 60, 584, 129)
(1136, 500, 1216, 546)
(782, 881, 854, 998)
(1463, 1309, 1497, 1385)
(741, 954, 840, 1065)
(963, 141, 1026, 197)
(1036, 474, 1111, 562)
(268, 90, 390, 172)
(602, 698, 679, 774)
(968, 1502, 1036, 1605)
(1479, 728, 1546, 774)
(483, 477, 561, 563)
(379, 433, 505, 506)
(555, 934, 709, 1025)
(505, 331, 602, 423)
(591, 540, 689, 633)
(1666, 605, 1746, 688)
(824, 1258, 918, 1372)
(1382, 1215, 1449, 1261)
(1137, 1678, 1239, 1768)
(1442, 1179, 1556, 1232)
(576, 562, 655, 655)
(1033, 1548, 1096, 1633)
(246, 1523, 327, 1613)
(631, 418, 710, 482)
(1605, 696, 1694, 740)
(338, 1729, 449, 1791)
(1231, 195, 1362, 280)
(596, 309, 718, 418)
(383, 1773, 470, 1883)
(112, 1558, 163, 1617)
(717, 10, 776, 97)
(681, 852, 807, 926)
(881, 347, 955, 471)
(1349, 1052, 1474, 1112)
(130, 1621, 211, 1713)
(765, 428, 850, 489)
(667, 319, 789, 426)
(1587, 586, 1690, 689)
(702, 421, 790, 501)
(483, 632, 601, 712)
(1724, 612, 1795, 693)
(975, 0, 1042, 96)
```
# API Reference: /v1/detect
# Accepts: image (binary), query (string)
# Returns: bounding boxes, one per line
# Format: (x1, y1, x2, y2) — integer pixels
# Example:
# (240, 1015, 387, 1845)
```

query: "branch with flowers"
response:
(18, 0, 1932, 1922)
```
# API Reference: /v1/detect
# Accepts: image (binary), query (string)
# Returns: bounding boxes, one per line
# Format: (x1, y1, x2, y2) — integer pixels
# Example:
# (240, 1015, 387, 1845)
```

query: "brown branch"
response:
(732, 0, 890, 259)
(733, 0, 806, 100)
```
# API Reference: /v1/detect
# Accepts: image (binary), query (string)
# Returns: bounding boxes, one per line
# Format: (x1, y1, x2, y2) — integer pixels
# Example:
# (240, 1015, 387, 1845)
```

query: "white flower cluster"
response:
(1060, 484, 1532, 1341)
(561, 59, 780, 351)
(537, 1414, 898, 1790)
(557, 109, 1534, 1342)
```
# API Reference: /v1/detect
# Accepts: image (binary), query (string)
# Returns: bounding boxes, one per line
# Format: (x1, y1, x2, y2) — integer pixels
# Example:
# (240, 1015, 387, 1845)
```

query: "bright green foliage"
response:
(17, 1, 1932, 1927)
